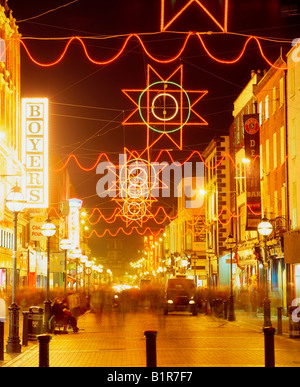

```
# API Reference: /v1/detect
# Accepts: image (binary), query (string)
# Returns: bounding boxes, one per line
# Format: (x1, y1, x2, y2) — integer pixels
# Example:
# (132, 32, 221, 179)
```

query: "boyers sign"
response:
(22, 98, 49, 208)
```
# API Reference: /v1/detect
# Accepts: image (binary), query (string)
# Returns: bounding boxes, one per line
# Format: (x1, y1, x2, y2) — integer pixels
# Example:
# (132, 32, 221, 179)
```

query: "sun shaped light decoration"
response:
(122, 64, 208, 151)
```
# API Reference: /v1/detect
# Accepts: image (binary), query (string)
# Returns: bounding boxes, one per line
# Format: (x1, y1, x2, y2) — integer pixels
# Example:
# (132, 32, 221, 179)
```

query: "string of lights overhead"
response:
(14, 33, 290, 70)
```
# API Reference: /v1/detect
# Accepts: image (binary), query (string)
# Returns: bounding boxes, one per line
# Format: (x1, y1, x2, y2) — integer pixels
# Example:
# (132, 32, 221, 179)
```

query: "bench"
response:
(49, 315, 70, 334)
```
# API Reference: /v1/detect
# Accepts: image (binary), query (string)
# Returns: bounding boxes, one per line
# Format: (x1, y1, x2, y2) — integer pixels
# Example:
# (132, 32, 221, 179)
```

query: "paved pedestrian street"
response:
(1, 310, 300, 368)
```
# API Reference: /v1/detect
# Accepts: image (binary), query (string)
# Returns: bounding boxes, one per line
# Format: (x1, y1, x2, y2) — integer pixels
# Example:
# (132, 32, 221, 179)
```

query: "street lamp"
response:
(5, 184, 26, 353)
(257, 218, 273, 328)
(41, 218, 56, 332)
(225, 233, 236, 322)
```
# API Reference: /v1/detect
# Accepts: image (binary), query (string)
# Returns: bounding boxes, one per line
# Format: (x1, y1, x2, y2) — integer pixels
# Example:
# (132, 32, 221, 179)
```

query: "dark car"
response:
(163, 277, 198, 315)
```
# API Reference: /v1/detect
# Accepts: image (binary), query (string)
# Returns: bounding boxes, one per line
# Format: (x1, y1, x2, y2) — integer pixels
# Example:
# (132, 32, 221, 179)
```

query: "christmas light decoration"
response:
(122, 64, 208, 150)
(36, 0, 289, 239)
(84, 226, 165, 238)
(15, 34, 289, 71)
(160, 0, 229, 33)
(53, 149, 243, 172)
(111, 152, 161, 226)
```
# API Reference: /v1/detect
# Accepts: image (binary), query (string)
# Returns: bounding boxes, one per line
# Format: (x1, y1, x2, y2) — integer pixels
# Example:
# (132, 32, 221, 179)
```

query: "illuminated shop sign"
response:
(68, 198, 83, 250)
(30, 215, 46, 241)
(22, 98, 49, 208)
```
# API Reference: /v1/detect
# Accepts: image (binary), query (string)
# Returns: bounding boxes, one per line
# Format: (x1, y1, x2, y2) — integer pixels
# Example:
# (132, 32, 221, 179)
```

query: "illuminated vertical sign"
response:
(244, 114, 261, 230)
(68, 198, 83, 249)
(22, 98, 48, 208)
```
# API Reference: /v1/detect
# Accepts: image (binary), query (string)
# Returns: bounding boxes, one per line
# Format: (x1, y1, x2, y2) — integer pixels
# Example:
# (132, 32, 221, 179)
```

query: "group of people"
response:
(51, 297, 79, 333)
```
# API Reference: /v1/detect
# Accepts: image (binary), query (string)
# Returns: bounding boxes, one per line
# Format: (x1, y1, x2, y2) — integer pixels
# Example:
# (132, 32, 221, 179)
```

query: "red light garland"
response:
(84, 226, 165, 238)
(15, 33, 289, 70)
(53, 149, 261, 172)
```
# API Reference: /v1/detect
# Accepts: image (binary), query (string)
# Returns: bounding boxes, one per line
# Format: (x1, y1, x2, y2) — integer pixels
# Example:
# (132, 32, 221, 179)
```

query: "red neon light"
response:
(160, 0, 229, 33)
(48, 199, 262, 231)
(197, 34, 288, 70)
(122, 64, 208, 150)
(54, 152, 111, 172)
(53, 149, 262, 172)
(16, 34, 288, 71)
(84, 227, 165, 238)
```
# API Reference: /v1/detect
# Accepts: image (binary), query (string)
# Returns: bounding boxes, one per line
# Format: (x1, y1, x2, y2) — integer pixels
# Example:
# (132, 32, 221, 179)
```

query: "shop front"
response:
(36, 251, 47, 289)
(284, 231, 300, 306)
(50, 252, 65, 289)
(0, 227, 13, 293)
(219, 253, 235, 291)
(235, 246, 261, 291)
(268, 243, 286, 310)
(0, 268, 7, 292)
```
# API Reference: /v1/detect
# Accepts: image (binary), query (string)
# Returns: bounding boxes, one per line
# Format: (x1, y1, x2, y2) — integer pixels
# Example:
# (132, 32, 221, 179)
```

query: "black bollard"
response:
(37, 334, 52, 367)
(22, 311, 29, 346)
(144, 330, 157, 367)
(223, 300, 228, 320)
(263, 326, 276, 367)
(277, 307, 282, 335)
(0, 320, 4, 361)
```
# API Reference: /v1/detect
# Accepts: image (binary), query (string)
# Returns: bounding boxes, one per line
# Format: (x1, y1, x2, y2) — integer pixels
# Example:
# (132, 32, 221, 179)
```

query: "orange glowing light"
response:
(52, 149, 265, 173)
(160, 0, 229, 32)
(15, 34, 289, 71)
(122, 64, 208, 150)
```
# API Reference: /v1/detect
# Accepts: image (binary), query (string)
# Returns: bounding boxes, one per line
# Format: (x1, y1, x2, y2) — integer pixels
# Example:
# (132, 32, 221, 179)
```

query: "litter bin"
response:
(289, 306, 300, 338)
(28, 306, 44, 340)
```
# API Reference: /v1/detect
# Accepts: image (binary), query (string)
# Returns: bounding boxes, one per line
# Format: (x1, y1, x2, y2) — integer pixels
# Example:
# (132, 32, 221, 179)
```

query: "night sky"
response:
(8, 0, 300, 260)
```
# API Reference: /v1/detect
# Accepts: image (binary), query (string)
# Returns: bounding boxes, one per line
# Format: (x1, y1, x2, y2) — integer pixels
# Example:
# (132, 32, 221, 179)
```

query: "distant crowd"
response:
(0, 282, 283, 317)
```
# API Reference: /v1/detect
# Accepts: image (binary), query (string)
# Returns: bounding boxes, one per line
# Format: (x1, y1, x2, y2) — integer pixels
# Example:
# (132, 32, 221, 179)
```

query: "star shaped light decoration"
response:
(160, 0, 229, 32)
(122, 64, 208, 150)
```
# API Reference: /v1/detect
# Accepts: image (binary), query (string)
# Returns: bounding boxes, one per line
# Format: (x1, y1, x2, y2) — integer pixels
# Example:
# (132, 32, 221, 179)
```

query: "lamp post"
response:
(257, 218, 273, 328)
(225, 234, 236, 322)
(41, 218, 56, 333)
(85, 260, 92, 306)
(206, 246, 214, 290)
(5, 184, 26, 353)
(191, 253, 197, 285)
(60, 238, 72, 297)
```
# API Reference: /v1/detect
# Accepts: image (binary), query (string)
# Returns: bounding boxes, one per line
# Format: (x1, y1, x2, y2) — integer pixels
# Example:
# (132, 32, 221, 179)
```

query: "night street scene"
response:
(0, 0, 300, 373)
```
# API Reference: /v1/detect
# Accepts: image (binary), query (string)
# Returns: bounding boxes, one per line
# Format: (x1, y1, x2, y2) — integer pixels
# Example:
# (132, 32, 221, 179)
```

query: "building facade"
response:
(0, 1, 25, 294)
(229, 70, 263, 297)
(284, 44, 300, 304)
(163, 176, 206, 286)
(253, 57, 288, 309)
(0, 2, 94, 295)
(202, 136, 231, 289)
